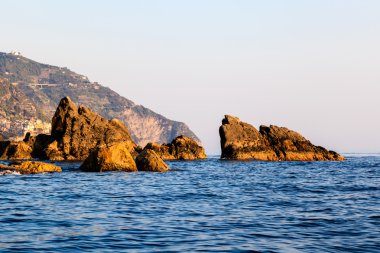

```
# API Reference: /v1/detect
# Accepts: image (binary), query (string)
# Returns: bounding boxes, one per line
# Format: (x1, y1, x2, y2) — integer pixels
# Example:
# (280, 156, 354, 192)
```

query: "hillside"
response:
(0, 52, 200, 146)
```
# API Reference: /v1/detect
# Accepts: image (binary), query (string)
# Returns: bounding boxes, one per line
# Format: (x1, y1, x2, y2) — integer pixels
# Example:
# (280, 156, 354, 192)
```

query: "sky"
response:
(1, 0, 380, 154)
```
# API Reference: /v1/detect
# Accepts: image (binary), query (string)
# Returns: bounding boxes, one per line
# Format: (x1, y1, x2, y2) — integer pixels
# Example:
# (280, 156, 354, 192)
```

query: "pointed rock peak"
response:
(222, 115, 240, 125)
(50, 97, 136, 160)
(52, 97, 78, 137)
(57, 96, 77, 112)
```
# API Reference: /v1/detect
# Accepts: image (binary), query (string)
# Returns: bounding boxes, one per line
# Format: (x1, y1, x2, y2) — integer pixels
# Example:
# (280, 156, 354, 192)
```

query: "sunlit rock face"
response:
(0, 161, 62, 175)
(135, 149, 171, 172)
(219, 115, 345, 161)
(80, 142, 138, 173)
(49, 96, 137, 160)
(143, 135, 207, 160)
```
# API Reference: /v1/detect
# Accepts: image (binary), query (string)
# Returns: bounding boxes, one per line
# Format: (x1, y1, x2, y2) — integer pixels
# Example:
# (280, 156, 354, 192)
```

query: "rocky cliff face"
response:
(220, 115, 344, 161)
(0, 52, 200, 146)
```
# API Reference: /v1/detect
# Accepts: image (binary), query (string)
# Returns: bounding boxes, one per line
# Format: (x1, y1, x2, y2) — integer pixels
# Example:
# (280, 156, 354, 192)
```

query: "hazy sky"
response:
(1, 0, 380, 154)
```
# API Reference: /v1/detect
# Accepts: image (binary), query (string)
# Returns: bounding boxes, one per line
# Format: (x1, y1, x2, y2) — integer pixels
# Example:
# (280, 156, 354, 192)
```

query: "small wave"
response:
(0, 170, 21, 176)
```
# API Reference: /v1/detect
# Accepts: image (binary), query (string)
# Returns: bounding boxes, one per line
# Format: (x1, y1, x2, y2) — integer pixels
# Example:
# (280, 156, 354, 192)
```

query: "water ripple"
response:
(0, 156, 379, 252)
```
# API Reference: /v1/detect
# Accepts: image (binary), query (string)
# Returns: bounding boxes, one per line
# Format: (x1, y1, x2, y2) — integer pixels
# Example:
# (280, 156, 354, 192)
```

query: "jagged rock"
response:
(143, 135, 207, 160)
(0, 161, 62, 174)
(143, 142, 175, 160)
(0, 141, 33, 160)
(49, 97, 137, 160)
(219, 115, 345, 161)
(44, 140, 66, 161)
(135, 149, 170, 172)
(0, 97, 139, 161)
(24, 133, 53, 159)
(80, 142, 138, 172)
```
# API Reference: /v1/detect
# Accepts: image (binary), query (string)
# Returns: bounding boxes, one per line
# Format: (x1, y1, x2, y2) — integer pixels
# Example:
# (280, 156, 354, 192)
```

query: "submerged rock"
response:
(219, 115, 344, 161)
(80, 142, 138, 172)
(0, 161, 62, 174)
(143, 135, 207, 160)
(135, 149, 170, 172)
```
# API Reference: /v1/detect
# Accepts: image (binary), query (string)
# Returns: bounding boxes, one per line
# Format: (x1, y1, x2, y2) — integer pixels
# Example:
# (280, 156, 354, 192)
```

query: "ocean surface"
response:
(0, 155, 379, 253)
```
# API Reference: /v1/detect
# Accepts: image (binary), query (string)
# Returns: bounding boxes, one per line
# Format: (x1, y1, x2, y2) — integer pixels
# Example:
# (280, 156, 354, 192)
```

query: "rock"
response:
(44, 140, 66, 161)
(0, 161, 62, 174)
(143, 135, 207, 160)
(143, 142, 175, 160)
(0, 164, 20, 175)
(0, 97, 138, 161)
(219, 115, 345, 161)
(135, 149, 170, 172)
(171, 135, 208, 160)
(0, 133, 3, 141)
(80, 142, 138, 172)
(24, 133, 54, 159)
(0, 141, 33, 160)
(49, 97, 137, 160)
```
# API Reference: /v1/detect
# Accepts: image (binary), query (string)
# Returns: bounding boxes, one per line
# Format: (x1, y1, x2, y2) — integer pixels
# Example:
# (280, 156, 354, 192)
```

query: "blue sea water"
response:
(0, 155, 379, 253)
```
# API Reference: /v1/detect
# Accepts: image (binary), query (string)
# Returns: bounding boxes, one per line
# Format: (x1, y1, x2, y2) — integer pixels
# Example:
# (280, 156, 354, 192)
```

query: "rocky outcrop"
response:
(143, 135, 207, 160)
(0, 97, 139, 161)
(219, 115, 345, 161)
(49, 97, 137, 160)
(0, 141, 33, 160)
(135, 149, 171, 172)
(0, 161, 62, 174)
(80, 142, 138, 172)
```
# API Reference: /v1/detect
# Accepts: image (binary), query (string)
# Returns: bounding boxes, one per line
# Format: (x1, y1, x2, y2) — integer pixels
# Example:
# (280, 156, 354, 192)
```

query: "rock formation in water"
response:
(0, 161, 62, 174)
(143, 135, 207, 160)
(0, 96, 138, 161)
(135, 149, 171, 172)
(0, 141, 33, 160)
(48, 97, 137, 160)
(219, 115, 344, 161)
(80, 142, 138, 172)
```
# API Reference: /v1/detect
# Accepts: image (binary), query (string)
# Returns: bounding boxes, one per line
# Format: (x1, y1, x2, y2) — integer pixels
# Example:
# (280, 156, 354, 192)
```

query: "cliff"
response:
(0, 52, 200, 146)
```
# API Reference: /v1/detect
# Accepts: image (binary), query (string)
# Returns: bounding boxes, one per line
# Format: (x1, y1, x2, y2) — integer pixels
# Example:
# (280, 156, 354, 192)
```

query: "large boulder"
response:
(143, 135, 207, 160)
(48, 97, 137, 160)
(219, 115, 345, 161)
(135, 149, 170, 172)
(80, 142, 138, 172)
(0, 161, 62, 174)
(0, 141, 33, 160)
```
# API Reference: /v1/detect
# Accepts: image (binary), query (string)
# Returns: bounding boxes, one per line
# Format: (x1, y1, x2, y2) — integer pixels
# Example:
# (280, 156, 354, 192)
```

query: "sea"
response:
(0, 155, 379, 253)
